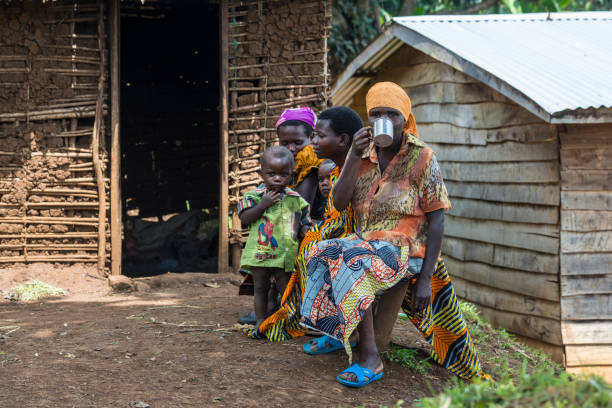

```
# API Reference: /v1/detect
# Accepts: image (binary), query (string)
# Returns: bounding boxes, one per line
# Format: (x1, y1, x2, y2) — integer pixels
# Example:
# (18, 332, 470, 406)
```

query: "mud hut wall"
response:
(348, 45, 563, 360)
(226, 0, 331, 245)
(0, 2, 109, 264)
(559, 123, 612, 381)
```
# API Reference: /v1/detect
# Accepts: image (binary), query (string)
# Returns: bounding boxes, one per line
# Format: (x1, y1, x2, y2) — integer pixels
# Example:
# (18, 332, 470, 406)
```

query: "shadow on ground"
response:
(0, 272, 451, 408)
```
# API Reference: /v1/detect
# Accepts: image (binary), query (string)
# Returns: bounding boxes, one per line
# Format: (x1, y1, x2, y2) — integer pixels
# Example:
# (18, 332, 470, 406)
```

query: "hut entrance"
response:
(120, 1, 220, 277)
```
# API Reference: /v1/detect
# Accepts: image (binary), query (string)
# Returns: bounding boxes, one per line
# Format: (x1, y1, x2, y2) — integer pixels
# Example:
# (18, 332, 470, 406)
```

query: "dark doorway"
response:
(120, 1, 219, 276)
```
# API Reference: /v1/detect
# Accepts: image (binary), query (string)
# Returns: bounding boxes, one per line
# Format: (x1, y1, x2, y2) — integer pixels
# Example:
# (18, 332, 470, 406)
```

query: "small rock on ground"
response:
(107, 275, 134, 292)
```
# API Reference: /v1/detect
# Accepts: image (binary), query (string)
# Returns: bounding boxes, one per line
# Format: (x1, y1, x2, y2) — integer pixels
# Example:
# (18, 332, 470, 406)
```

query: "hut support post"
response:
(92, 1, 107, 276)
(231, 212, 241, 273)
(229, 89, 241, 273)
(110, 0, 121, 275)
(218, 0, 229, 273)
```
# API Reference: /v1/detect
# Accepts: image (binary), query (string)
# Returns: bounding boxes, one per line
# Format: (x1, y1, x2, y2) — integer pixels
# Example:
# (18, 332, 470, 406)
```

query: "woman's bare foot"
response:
(338, 355, 383, 383)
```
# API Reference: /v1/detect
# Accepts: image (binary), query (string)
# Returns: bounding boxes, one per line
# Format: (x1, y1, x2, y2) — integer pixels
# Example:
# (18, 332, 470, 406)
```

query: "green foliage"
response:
(329, 0, 612, 75)
(389, 302, 612, 408)
(7, 279, 66, 301)
(329, 1, 380, 75)
(418, 366, 612, 408)
(458, 301, 556, 377)
(383, 345, 432, 374)
(395, 302, 612, 408)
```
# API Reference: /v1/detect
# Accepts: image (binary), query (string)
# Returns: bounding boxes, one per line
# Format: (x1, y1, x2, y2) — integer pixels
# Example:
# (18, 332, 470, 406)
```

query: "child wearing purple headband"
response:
(275, 107, 323, 214)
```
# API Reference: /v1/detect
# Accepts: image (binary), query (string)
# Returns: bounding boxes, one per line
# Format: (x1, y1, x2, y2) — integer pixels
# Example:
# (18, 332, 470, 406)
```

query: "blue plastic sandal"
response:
(302, 335, 357, 355)
(336, 363, 383, 388)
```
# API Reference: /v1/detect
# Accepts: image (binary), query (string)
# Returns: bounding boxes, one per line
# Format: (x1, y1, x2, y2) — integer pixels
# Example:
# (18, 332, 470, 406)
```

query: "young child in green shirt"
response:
(238, 146, 312, 335)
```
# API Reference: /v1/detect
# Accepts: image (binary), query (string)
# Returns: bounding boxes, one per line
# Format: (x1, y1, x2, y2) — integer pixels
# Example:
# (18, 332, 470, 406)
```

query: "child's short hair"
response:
(260, 145, 295, 169)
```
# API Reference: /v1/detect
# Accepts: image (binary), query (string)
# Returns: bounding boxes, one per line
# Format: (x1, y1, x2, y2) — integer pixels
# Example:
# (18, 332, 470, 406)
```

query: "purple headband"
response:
(275, 107, 317, 130)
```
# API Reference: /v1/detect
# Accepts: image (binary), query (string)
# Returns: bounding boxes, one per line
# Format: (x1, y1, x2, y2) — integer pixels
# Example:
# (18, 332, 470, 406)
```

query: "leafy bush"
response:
(329, 1, 379, 75)
(417, 302, 611, 407)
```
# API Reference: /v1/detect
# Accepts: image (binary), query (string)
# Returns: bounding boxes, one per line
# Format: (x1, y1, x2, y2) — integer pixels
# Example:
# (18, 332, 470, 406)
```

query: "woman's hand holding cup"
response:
(351, 126, 372, 158)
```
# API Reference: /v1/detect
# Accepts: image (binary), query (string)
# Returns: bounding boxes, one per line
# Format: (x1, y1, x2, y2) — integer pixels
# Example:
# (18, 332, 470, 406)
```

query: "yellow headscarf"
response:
(365, 82, 418, 138)
(292, 144, 323, 187)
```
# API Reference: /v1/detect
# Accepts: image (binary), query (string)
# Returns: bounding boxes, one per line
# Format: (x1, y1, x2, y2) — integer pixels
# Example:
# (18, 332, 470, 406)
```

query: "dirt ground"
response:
(0, 265, 454, 408)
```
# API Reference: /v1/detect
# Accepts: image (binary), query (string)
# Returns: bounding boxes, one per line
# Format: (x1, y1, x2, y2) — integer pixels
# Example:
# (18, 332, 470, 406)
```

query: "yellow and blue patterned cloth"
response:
(300, 235, 410, 361)
(402, 260, 491, 381)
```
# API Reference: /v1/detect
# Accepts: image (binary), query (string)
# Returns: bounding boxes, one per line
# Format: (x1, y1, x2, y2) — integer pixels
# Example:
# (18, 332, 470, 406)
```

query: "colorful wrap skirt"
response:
(402, 260, 490, 381)
(300, 235, 490, 381)
(253, 175, 355, 340)
(300, 236, 411, 361)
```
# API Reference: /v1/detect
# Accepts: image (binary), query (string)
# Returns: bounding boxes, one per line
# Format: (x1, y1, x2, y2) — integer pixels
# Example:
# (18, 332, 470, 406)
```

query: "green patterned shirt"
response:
(239, 185, 311, 272)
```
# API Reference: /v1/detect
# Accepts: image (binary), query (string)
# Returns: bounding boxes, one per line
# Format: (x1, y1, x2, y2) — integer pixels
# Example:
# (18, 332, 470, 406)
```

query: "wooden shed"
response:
(331, 12, 612, 381)
(0, 0, 330, 275)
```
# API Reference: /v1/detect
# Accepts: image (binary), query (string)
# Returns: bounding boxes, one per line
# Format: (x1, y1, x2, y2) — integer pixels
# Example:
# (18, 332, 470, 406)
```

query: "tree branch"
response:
(374, 5, 383, 33)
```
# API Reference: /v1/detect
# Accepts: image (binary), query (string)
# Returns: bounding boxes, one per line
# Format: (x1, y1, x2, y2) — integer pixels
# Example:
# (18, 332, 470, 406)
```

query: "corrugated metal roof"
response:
(332, 12, 612, 123)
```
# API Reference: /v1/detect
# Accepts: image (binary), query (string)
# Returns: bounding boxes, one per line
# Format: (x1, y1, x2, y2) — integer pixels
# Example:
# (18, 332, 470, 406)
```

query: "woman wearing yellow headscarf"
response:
(300, 82, 489, 387)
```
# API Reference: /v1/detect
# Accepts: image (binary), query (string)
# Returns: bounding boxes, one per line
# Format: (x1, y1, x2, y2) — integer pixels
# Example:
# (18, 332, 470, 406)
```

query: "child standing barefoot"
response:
(238, 146, 312, 336)
(237, 108, 320, 325)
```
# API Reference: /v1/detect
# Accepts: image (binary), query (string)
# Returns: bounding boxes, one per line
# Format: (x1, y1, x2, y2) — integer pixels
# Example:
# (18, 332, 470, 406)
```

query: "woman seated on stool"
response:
(300, 82, 489, 387)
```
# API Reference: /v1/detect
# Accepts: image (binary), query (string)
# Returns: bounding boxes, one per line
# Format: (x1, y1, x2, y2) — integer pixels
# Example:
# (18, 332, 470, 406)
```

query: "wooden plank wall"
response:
(349, 46, 563, 360)
(560, 123, 612, 381)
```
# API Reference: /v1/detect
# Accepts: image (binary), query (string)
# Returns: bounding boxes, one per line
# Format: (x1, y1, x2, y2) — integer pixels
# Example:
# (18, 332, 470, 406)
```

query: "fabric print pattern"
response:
(257, 216, 278, 249)
(402, 259, 491, 381)
(291, 145, 323, 189)
(300, 235, 411, 361)
(351, 133, 451, 259)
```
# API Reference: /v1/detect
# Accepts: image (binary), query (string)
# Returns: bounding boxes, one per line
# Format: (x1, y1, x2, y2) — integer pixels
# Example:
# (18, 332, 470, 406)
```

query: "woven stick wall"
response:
(0, 1, 109, 272)
(226, 0, 331, 245)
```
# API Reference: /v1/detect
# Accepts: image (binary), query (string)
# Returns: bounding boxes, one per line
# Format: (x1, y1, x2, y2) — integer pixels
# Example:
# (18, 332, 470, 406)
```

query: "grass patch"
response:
(418, 365, 612, 408)
(7, 280, 66, 301)
(458, 301, 558, 378)
(414, 301, 612, 407)
(383, 345, 432, 375)
(398, 301, 556, 379)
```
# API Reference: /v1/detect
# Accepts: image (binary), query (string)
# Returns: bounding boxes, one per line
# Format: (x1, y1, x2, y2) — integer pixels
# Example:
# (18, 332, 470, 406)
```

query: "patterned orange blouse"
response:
(351, 133, 451, 260)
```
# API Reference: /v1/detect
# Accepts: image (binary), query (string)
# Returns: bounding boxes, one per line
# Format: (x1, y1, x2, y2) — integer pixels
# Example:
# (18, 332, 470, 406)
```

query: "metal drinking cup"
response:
(373, 117, 394, 147)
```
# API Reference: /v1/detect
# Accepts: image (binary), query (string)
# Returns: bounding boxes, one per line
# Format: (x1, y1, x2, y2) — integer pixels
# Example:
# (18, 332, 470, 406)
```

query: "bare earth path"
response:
(0, 268, 451, 408)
